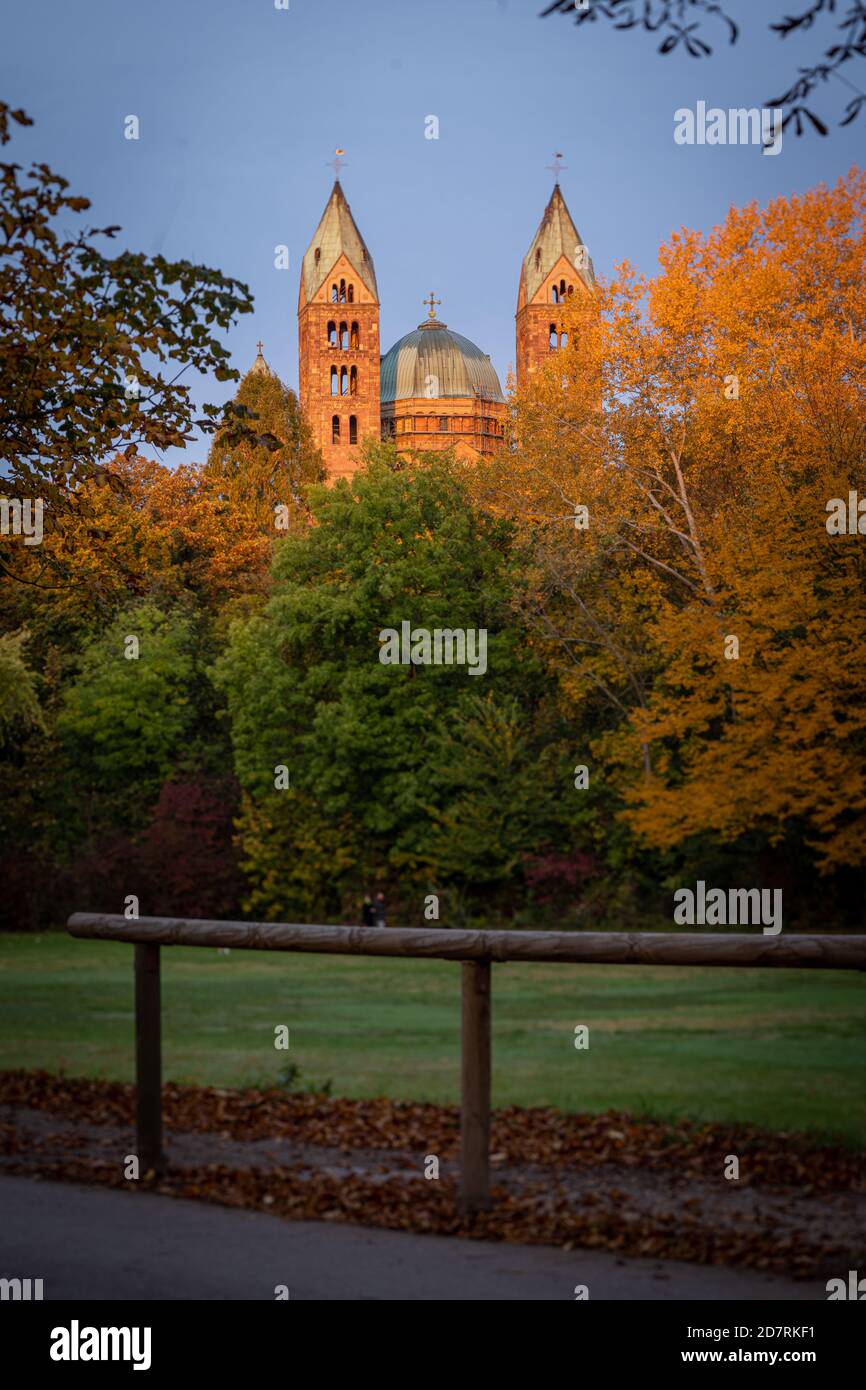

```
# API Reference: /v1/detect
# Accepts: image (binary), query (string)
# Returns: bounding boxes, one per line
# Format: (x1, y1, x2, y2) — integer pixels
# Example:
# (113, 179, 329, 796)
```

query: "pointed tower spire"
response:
(298, 179, 380, 483)
(520, 184, 594, 302)
(299, 181, 378, 307)
(516, 183, 596, 390)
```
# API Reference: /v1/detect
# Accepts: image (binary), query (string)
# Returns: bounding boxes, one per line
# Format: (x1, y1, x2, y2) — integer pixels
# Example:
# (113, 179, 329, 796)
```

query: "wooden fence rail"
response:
(67, 913, 866, 1209)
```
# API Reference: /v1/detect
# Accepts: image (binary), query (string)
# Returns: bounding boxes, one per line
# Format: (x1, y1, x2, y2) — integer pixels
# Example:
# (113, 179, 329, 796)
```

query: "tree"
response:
(498, 168, 866, 875)
(0, 101, 255, 581)
(214, 446, 549, 918)
(204, 355, 324, 536)
(134, 778, 244, 918)
(421, 693, 578, 907)
(0, 446, 285, 649)
(541, 0, 866, 137)
(57, 602, 200, 813)
(0, 628, 43, 745)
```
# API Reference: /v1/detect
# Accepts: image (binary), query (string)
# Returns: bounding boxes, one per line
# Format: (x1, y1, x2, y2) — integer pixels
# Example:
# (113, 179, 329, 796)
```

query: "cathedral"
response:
(294, 175, 595, 482)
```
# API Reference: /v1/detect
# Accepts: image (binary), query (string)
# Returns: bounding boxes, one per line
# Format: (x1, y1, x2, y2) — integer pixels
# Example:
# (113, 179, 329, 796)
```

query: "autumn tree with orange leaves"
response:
(477, 168, 866, 875)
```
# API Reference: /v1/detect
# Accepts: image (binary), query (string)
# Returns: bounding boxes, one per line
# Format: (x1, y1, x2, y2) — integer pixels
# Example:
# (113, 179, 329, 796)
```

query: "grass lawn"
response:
(1, 931, 864, 1143)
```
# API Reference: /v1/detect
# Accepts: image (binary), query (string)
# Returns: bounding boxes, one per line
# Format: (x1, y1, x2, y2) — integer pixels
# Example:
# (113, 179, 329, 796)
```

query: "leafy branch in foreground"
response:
(540, 0, 866, 135)
(0, 101, 256, 542)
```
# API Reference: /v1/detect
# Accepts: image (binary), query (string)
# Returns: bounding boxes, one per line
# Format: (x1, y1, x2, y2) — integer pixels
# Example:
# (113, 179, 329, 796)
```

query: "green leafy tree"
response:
(0, 102, 255, 580)
(235, 791, 363, 921)
(214, 448, 546, 918)
(423, 693, 557, 896)
(57, 603, 199, 812)
(0, 628, 44, 746)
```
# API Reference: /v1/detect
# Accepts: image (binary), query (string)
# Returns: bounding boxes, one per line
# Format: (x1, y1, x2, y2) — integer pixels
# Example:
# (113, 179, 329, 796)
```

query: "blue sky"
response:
(2, 0, 862, 467)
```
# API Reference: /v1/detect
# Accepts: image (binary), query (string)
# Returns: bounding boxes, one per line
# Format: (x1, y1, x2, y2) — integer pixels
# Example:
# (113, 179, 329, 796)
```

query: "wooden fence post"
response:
(134, 942, 164, 1177)
(460, 959, 491, 1212)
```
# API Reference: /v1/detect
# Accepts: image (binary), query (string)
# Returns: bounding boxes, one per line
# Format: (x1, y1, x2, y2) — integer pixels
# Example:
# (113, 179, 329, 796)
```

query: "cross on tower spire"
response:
(256, 340, 264, 353)
(546, 151, 567, 184)
(328, 148, 347, 178)
(423, 291, 441, 320)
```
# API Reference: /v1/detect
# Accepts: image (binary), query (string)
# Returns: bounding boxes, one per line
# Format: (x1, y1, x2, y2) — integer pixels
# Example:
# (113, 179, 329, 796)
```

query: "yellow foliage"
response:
(482, 169, 866, 871)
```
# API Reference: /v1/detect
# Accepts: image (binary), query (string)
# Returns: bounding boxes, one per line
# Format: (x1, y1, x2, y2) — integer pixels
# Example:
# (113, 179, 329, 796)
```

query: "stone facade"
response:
(297, 250, 380, 484)
(381, 395, 506, 459)
(515, 254, 593, 388)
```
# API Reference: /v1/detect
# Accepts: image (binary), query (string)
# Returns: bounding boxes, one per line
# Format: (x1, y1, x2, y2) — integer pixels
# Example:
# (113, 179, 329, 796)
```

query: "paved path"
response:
(6, 1106, 861, 1261)
(0, 1176, 827, 1301)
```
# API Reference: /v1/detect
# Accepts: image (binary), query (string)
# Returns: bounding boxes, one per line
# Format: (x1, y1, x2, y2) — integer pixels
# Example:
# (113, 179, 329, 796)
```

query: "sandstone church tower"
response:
(516, 182, 595, 389)
(298, 181, 380, 481)
(296, 171, 591, 480)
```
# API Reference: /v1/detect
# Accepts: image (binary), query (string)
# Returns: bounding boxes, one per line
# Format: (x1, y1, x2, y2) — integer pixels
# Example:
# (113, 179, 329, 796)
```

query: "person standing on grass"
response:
(361, 894, 375, 926)
(373, 891, 386, 928)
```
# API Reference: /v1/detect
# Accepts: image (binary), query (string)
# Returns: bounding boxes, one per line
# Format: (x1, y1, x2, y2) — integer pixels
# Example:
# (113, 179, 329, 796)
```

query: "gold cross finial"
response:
(328, 148, 347, 177)
(546, 152, 567, 183)
(256, 340, 264, 354)
(423, 291, 441, 320)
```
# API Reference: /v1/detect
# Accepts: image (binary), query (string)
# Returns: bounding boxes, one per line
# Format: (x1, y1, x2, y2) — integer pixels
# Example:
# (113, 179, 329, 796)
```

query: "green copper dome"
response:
(380, 318, 504, 404)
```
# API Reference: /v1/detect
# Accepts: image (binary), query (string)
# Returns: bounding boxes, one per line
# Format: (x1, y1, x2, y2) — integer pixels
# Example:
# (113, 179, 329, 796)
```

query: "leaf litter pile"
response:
(2, 1070, 864, 1278)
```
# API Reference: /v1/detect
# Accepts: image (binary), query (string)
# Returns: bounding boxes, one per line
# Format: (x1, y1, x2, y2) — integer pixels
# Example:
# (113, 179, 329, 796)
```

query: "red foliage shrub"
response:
(521, 847, 599, 907)
(135, 778, 243, 919)
(65, 778, 243, 921)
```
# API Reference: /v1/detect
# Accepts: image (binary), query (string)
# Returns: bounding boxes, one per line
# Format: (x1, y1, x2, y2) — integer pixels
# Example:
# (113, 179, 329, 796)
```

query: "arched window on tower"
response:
(340, 366, 348, 396)
(559, 279, 567, 300)
(332, 415, 340, 443)
(350, 321, 359, 349)
(327, 321, 337, 346)
(331, 284, 338, 303)
(535, 248, 542, 271)
(330, 366, 339, 395)
(349, 366, 358, 395)
(560, 331, 568, 348)
(347, 283, 354, 303)
(567, 283, 574, 298)
(551, 285, 559, 304)
(349, 415, 358, 445)
(339, 278, 346, 304)
(314, 247, 321, 266)
(339, 322, 348, 349)
(549, 324, 558, 350)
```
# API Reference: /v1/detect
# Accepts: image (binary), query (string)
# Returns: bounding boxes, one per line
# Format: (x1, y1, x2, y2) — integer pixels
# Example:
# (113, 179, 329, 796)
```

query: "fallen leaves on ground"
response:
(2, 1069, 862, 1190)
(2, 1069, 864, 1279)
